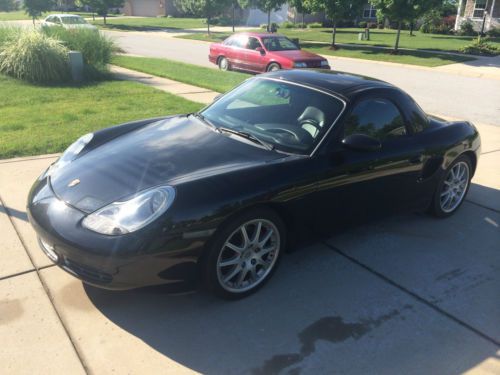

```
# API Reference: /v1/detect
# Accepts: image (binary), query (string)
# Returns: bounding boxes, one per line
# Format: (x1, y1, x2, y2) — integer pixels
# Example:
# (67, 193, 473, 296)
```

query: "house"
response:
(122, 0, 179, 17)
(455, 0, 499, 31)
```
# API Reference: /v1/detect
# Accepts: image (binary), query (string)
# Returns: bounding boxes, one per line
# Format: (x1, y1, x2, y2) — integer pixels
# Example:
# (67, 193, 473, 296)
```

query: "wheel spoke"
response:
(259, 245, 276, 256)
(225, 242, 244, 254)
(257, 258, 270, 269)
(223, 265, 241, 283)
(252, 222, 262, 243)
(259, 229, 274, 247)
(219, 257, 240, 267)
(235, 268, 248, 287)
(241, 225, 250, 247)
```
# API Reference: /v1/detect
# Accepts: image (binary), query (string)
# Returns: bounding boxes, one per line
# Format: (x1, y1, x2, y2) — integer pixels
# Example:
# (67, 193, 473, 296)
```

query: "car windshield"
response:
(200, 78, 345, 154)
(261, 37, 299, 51)
(62, 16, 87, 24)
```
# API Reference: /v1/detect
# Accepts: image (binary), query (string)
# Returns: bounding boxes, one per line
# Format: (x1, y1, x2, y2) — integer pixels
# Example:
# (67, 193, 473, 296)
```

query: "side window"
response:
(344, 99, 407, 141)
(247, 37, 262, 50)
(54, 17, 61, 24)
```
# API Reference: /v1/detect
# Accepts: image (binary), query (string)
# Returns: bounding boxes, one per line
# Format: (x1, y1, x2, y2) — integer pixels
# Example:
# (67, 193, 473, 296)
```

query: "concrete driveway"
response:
(1, 120, 499, 374)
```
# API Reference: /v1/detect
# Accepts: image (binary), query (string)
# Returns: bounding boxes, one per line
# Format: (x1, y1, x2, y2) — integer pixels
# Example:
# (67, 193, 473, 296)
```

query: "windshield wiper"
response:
(190, 112, 218, 131)
(218, 127, 275, 151)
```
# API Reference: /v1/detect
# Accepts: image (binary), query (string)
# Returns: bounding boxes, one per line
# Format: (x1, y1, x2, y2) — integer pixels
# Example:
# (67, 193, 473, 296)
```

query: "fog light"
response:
(39, 237, 59, 263)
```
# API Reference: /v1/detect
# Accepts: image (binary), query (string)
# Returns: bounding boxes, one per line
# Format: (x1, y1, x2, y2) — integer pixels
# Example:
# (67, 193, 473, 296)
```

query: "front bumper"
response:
(27, 178, 208, 290)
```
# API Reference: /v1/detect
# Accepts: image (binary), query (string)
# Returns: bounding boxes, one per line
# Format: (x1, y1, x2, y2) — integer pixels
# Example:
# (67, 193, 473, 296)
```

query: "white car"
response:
(42, 14, 98, 31)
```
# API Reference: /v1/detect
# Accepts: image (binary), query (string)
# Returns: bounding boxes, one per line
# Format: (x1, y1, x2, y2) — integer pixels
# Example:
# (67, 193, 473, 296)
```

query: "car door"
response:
(225, 35, 248, 71)
(242, 37, 267, 73)
(313, 93, 426, 233)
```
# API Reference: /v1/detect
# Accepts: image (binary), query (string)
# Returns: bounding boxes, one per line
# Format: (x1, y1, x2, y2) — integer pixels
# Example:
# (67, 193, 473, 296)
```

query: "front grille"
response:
(307, 61, 323, 68)
(62, 258, 113, 284)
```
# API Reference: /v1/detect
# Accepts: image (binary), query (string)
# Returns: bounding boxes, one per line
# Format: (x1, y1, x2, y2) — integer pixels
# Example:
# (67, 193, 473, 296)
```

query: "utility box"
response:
(358, 33, 365, 41)
(69, 51, 84, 82)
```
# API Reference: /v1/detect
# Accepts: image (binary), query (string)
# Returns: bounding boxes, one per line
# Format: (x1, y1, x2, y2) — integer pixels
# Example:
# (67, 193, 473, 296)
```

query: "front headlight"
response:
(82, 186, 175, 235)
(293, 62, 307, 68)
(46, 133, 93, 177)
(320, 60, 329, 67)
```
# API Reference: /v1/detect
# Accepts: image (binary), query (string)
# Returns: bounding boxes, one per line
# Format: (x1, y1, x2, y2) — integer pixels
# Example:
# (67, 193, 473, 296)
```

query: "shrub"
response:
(458, 20, 475, 36)
(307, 22, 322, 29)
(377, 23, 384, 29)
(487, 27, 500, 37)
(358, 21, 367, 28)
(0, 30, 69, 83)
(281, 21, 296, 29)
(459, 39, 500, 56)
(42, 27, 115, 77)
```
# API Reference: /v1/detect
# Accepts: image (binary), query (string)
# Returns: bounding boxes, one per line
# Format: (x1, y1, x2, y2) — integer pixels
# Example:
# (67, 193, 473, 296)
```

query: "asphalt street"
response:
(105, 30, 500, 127)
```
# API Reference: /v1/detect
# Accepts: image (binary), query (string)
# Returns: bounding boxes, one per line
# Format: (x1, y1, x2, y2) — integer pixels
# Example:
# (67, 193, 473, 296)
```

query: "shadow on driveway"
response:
(84, 202, 499, 374)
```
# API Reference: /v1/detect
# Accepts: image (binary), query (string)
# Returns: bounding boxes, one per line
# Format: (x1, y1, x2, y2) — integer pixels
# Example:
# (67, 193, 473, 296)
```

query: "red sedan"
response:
(209, 32, 330, 73)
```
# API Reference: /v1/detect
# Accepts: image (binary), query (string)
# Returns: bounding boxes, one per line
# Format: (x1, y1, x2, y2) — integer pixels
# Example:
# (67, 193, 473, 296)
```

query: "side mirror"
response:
(342, 134, 381, 151)
(256, 47, 265, 55)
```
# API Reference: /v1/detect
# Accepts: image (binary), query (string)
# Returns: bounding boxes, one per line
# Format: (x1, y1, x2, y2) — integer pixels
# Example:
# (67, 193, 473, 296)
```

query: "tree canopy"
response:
(24, 0, 55, 24)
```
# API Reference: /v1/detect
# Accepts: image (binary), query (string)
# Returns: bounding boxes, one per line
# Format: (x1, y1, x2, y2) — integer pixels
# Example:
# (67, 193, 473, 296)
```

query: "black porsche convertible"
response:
(28, 70, 481, 299)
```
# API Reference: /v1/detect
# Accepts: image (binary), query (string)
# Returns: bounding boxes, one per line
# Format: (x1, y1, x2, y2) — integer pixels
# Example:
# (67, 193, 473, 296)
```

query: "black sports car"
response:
(27, 70, 481, 299)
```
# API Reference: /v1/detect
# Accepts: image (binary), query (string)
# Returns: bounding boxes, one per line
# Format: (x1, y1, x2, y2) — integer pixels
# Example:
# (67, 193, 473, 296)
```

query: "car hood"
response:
(50, 116, 286, 213)
(271, 49, 325, 61)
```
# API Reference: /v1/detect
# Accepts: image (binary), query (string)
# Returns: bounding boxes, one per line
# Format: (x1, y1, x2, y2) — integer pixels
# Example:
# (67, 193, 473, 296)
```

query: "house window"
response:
(363, 5, 377, 18)
(473, 0, 487, 18)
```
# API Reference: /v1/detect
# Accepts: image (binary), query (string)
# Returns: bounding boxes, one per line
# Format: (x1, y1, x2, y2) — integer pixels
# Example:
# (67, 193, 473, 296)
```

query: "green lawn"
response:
(93, 17, 207, 31)
(179, 31, 476, 67)
(0, 75, 202, 159)
(112, 55, 247, 93)
(0, 11, 98, 21)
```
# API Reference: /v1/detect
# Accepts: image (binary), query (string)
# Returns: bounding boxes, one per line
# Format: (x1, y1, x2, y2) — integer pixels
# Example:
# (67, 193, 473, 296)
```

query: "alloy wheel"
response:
(440, 161, 470, 213)
(216, 219, 280, 293)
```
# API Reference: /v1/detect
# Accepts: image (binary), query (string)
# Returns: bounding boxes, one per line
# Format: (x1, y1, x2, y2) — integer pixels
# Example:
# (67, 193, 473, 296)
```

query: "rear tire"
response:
(202, 208, 286, 299)
(429, 155, 472, 218)
(218, 56, 230, 71)
(267, 63, 281, 72)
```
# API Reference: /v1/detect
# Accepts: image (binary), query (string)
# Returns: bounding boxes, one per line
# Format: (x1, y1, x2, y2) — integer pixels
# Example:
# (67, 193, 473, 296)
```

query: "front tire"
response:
(429, 155, 472, 218)
(202, 208, 286, 299)
(267, 63, 281, 72)
(218, 56, 230, 71)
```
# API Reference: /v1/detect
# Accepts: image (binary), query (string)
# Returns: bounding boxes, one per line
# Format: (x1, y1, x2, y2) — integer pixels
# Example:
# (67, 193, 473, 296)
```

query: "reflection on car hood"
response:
(50, 116, 286, 212)
(271, 49, 325, 61)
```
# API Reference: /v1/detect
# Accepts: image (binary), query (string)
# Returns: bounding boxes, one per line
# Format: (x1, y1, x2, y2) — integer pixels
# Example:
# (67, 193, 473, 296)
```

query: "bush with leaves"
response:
(458, 20, 475, 36)
(487, 28, 500, 37)
(459, 39, 500, 56)
(0, 0, 18, 11)
(42, 27, 115, 76)
(281, 21, 296, 28)
(0, 30, 70, 83)
(306, 22, 322, 28)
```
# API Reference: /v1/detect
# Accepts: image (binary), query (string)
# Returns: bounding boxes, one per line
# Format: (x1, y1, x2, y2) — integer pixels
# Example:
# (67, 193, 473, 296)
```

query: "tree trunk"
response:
(207, 15, 211, 35)
(232, 2, 235, 33)
(302, 12, 305, 29)
(32, 16, 35, 26)
(267, 9, 271, 32)
(409, 22, 414, 36)
(331, 21, 337, 49)
(394, 21, 401, 53)
(92, 12, 95, 21)
(103, 13, 107, 25)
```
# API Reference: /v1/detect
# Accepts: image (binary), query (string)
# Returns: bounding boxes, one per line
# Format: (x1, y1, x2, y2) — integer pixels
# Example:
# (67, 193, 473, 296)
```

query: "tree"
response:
(252, 0, 287, 32)
(289, 0, 310, 28)
(175, 0, 230, 34)
(24, 0, 55, 25)
(305, 0, 365, 49)
(76, 0, 101, 20)
(0, 0, 17, 12)
(369, 0, 443, 52)
(93, 0, 124, 24)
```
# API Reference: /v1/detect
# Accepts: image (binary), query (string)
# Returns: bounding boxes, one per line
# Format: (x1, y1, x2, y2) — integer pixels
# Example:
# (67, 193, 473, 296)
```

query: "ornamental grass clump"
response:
(0, 30, 70, 83)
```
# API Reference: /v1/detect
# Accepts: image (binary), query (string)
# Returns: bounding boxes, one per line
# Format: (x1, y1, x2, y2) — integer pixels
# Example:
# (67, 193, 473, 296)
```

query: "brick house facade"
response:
(455, 0, 499, 31)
